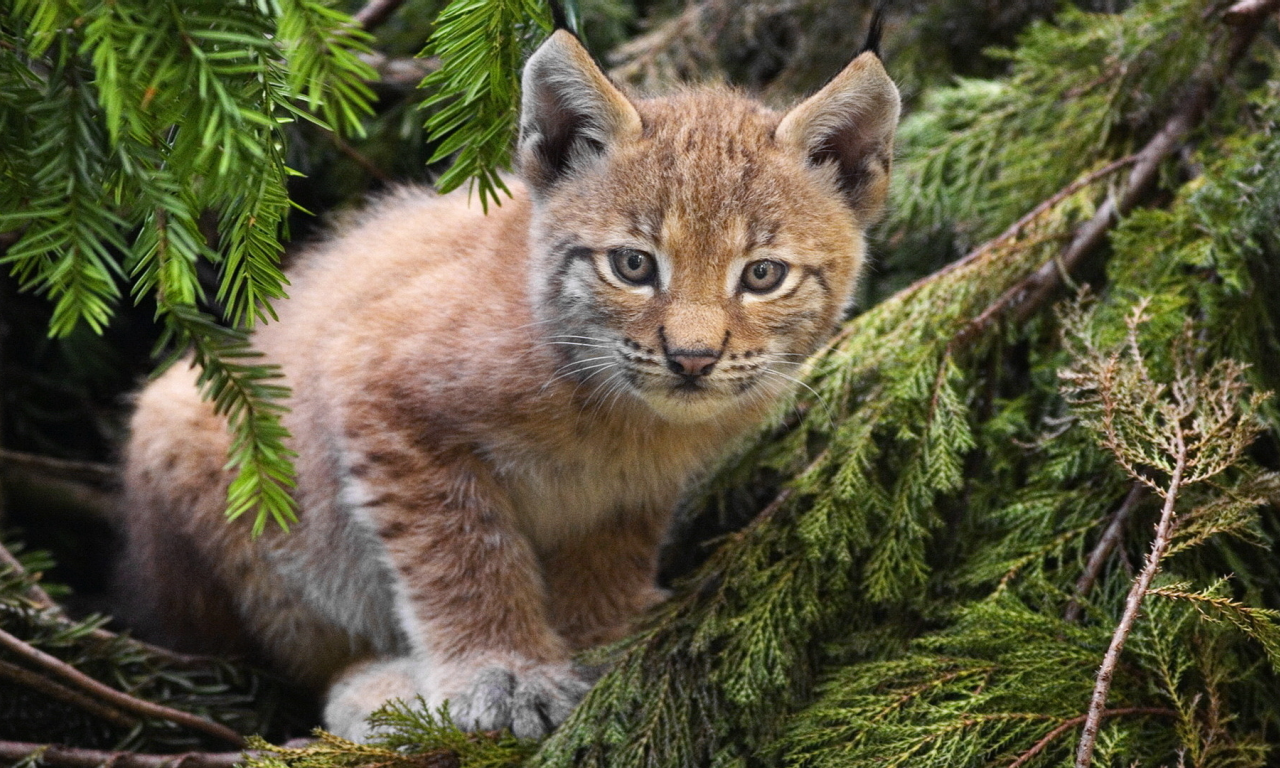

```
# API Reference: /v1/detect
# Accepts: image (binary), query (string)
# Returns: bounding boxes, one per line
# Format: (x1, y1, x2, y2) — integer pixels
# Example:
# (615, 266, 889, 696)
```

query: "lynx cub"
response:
(120, 29, 899, 739)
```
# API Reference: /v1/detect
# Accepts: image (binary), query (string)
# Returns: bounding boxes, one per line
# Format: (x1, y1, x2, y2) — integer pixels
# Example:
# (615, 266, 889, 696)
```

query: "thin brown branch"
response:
(1074, 432, 1186, 768)
(906, 154, 1138, 299)
(328, 133, 392, 183)
(353, 0, 407, 31)
(0, 658, 139, 729)
(1065, 483, 1147, 622)
(0, 448, 117, 524)
(0, 449, 116, 486)
(1008, 707, 1176, 768)
(0, 741, 250, 768)
(359, 52, 438, 89)
(0, 627, 245, 747)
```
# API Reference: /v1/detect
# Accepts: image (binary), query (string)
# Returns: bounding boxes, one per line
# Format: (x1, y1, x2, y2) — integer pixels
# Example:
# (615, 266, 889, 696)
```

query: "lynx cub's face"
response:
(517, 32, 899, 421)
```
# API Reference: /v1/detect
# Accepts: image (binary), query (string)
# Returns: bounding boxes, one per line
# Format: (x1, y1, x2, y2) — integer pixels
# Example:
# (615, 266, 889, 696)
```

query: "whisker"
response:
(758, 367, 836, 429)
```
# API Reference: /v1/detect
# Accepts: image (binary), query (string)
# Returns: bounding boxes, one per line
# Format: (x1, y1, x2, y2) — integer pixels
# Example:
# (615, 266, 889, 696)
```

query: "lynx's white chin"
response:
(637, 383, 753, 423)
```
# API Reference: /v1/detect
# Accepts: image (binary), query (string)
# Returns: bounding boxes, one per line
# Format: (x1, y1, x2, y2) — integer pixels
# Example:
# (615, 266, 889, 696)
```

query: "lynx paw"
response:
(448, 663, 590, 739)
(324, 657, 419, 742)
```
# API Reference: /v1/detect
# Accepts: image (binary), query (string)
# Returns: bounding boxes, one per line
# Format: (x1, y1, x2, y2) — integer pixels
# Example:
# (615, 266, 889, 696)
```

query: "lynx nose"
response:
(666, 350, 720, 378)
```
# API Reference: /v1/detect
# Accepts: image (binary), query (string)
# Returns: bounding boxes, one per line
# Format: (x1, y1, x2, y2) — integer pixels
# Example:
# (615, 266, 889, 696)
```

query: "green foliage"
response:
(0, 0, 376, 533)
(246, 699, 537, 768)
(418, 0, 552, 211)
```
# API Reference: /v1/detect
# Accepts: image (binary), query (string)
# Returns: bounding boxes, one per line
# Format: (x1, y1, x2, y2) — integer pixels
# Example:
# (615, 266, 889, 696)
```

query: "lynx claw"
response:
(450, 664, 590, 739)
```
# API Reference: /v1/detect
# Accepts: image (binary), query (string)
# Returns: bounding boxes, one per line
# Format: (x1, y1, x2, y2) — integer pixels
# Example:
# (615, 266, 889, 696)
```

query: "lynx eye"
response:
(609, 247, 657, 286)
(741, 259, 788, 294)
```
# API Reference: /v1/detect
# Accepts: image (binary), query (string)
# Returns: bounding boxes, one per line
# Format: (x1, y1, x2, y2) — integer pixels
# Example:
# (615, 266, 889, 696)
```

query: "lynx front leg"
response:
(327, 444, 588, 739)
(542, 509, 672, 650)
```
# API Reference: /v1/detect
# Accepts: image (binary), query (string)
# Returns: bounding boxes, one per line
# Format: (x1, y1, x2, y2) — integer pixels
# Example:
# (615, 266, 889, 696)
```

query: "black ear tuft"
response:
(860, 2, 888, 59)
(548, 0, 571, 33)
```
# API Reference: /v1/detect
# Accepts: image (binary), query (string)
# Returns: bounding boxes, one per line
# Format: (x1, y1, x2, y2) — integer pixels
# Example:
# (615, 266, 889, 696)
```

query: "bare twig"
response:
(328, 133, 393, 183)
(1008, 707, 1176, 768)
(0, 658, 139, 729)
(353, 0, 408, 31)
(359, 52, 439, 89)
(0, 741, 250, 768)
(1064, 483, 1147, 622)
(0, 448, 117, 523)
(0, 449, 115, 486)
(1073, 436, 1186, 768)
(0, 627, 245, 747)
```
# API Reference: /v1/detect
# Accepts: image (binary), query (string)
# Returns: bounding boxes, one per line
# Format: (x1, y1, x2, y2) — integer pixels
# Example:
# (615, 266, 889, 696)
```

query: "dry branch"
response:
(1064, 483, 1147, 622)
(353, 0, 407, 31)
(0, 628, 245, 748)
(0, 659, 138, 729)
(1073, 442, 1186, 768)
(0, 741, 249, 768)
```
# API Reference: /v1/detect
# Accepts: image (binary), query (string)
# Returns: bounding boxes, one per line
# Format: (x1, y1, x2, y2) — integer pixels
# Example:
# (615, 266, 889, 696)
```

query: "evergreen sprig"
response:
(418, 0, 553, 211)
(0, 0, 376, 533)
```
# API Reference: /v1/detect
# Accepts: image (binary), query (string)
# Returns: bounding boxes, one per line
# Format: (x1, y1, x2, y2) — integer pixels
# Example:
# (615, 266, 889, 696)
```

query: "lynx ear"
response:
(775, 52, 901, 224)
(518, 31, 642, 194)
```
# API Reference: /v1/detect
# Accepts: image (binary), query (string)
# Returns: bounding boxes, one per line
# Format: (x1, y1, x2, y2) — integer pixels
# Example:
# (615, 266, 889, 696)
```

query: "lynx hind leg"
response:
(118, 362, 252, 654)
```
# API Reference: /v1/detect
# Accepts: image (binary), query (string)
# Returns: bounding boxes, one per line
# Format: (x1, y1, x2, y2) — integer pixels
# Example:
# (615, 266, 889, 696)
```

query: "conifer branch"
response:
(0, 741, 250, 768)
(0, 541, 56, 610)
(949, 0, 1280, 347)
(0, 627, 246, 747)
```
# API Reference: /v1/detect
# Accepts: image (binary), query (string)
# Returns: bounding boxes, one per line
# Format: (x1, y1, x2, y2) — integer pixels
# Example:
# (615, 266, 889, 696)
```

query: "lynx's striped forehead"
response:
(540, 87, 862, 272)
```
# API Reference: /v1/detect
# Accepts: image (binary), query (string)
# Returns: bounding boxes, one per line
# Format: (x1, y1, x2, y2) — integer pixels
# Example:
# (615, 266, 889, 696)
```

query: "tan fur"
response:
(118, 31, 899, 739)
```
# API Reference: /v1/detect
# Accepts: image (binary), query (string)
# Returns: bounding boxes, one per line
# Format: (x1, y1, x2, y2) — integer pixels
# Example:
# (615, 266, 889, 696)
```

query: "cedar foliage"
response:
(4, 0, 1280, 766)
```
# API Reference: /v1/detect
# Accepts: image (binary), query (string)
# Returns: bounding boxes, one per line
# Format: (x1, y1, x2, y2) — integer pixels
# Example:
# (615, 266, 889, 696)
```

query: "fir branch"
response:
(0, 741, 249, 768)
(276, 0, 377, 137)
(0, 540, 57, 611)
(418, 0, 554, 210)
(161, 305, 298, 536)
(0, 627, 246, 747)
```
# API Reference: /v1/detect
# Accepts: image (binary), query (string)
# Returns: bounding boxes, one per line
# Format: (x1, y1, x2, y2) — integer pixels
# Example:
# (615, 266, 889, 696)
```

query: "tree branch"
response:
(353, 0, 408, 31)
(1008, 707, 1176, 768)
(0, 741, 250, 768)
(0, 627, 245, 747)
(0, 659, 139, 729)
(1064, 483, 1147, 622)
(1073, 433, 1187, 768)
